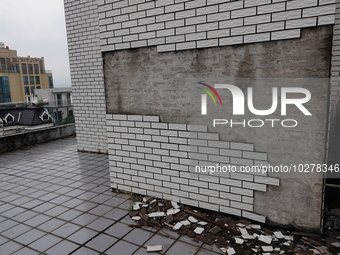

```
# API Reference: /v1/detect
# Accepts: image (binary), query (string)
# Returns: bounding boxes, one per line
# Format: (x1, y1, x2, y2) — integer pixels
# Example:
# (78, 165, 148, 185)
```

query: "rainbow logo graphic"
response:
(197, 82, 223, 115)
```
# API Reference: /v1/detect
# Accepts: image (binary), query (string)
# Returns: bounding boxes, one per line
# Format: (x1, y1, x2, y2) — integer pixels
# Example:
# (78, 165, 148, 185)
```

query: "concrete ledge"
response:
(0, 124, 76, 153)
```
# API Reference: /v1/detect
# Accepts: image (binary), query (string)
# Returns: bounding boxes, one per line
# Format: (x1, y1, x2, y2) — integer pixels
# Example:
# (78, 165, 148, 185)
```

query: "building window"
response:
(0, 76, 11, 103)
(30, 86, 35, 96)
(24, 86, 30, 95)
(28, 64, 33, 74)
(39, 111, 50, 121)
(34, 64, 39, 74)
(48, 76, 54, 88)
(66, 93, 72, 105)
(56, 94, 62, 106)
(4, 113, 15, 123)
(29, 76, 35, 85)
(21, 63, 27, 74)
(23, 76, 29, 85)
(37, 86, 41, 89)
(35, 76, 40, 85)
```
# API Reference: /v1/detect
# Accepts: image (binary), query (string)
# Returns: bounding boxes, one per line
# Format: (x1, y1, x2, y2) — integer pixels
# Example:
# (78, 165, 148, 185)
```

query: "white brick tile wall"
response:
(107, 114, 279, 223)
(96, 0, 334, 53)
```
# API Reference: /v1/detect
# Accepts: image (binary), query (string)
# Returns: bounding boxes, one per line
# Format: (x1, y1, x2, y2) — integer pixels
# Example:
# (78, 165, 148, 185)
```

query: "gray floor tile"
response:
(51, 222, 82, 238)
(12, 247, 40, 255)
(71, 246, 100, 255)
(45, 240, 79, 255)
(0, 219, 19, 232)
(123, 228, 155, 246)
(29, 234, 63, 252)
(144, 233, 176, 251)
(44, 205, 70, 217)
(71, 213, 98, 226)
(12, 210, 39, 222)
(179, 234, 204, 247)
(37, 218, 67, 232)
(104, 222, 132, 238)
(196, 248, 222, 255)
(105, 240, 139, 255)
(103, 208, 128, 221)
(68, 227, 98, 245)
(0, 241, 23, 254)
(56, 209, 83, 221)
(85, 233, 118, 252)
(1, 223, 31, 239)
(165, 241, 200, 255)
(14, 229, 46, 245)
(89, 204, 113, 216)
(1, 207, 27, 218)
(86, 217, 114, 231)
(25, 214, 52, 227)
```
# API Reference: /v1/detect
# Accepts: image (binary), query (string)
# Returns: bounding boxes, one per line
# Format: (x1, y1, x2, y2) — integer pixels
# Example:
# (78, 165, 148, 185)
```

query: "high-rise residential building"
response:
(0, 42, 53, 103)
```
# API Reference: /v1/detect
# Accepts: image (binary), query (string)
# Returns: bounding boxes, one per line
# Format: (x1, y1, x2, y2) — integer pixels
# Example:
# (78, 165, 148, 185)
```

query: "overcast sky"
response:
(0, 0, 71, 88)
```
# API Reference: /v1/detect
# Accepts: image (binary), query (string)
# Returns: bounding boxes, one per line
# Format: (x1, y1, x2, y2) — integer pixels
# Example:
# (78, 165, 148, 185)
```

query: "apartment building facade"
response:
(0, 43, 54, 103)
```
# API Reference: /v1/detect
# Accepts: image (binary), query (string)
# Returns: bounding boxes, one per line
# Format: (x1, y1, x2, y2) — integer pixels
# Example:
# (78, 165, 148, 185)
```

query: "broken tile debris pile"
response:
(128, 197, 340, 254)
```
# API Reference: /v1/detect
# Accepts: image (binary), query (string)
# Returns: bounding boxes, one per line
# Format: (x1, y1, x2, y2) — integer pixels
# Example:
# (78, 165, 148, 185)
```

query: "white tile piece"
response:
(220, 248, 228, 253)
(148, 212, 166, 217)
(198, 221, 208, 226)
(132, 216, 141, 220)
(194, 227, 205, 234)
(167, 208, 180, 215)
(180, 220, 191, 226)
(188, 216, 198, 223)
(331, 242, 340, 248)
(171, 201, 179, 209)
(282, 242, 290, 246)
(147, 245, 162, 252)
(253, 233, 260, 238)
(239, 228, 249, 236)
(173, 222, 183, 230)
(261, 246, 273, 252)
(284, 235, 293, 241)
(227, 247, 236, 255)
(236, 223, 246, 227)
(309, 249, 320, 254)
(250, 224, 261, 229)
(242, 234, 255, 240)
(235, 238, 244, 244)
(274, 247, 280, 252)
(258, 235, 272, 244)
(263, 253, 271, 255)
(251, 248, 257, 253)
(133, 204, 140, 210)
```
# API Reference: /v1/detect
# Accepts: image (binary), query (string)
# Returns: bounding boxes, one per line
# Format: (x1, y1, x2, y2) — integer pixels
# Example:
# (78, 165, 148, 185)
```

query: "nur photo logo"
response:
(197, 82, 312, 128)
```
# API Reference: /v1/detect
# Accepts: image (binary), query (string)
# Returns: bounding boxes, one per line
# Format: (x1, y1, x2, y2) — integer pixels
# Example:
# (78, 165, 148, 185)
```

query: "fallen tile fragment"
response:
(251, 248, 257, 253)
(309, 249, 320, 255)
(132, 216, 141, 221)
(226, 247, 236, 255)
(234, 238, 244, 245)
(133, 204, 140, 210)
(284, 235, 293, 241)
(250, 224, 261, 229)
(173, 222, 183, 230)
(236, 223, 246, 227)
(261, 246, 273, 252)
(332, 242, 340, 248)
(198, 221, 208, 226)
(242, 234, 255, 240)
(148, 212, 166, 217)
(239, 228, 249, 236)
(171, 201, 180, 209)
(180, 220, 190, 226)
(167, 208, 180, 215)
(258, 235, 272, 244)
(274, 247, 280, 252)
(147, 245, 162, 253)
(274, 231, 285, 239)
(220, 247, 228, 253)
(282, 242, 290, 246)
(194, 227, 204, 234)
(188, 216, 198, 223)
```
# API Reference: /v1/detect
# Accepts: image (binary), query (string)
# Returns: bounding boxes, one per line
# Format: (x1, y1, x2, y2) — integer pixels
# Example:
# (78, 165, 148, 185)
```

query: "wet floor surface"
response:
(0, 137, 222, 255)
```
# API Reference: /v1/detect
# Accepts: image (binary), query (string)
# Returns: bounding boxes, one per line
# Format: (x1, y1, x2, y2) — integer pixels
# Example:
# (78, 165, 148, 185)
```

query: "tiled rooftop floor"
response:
(0, 137, 221, 255)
